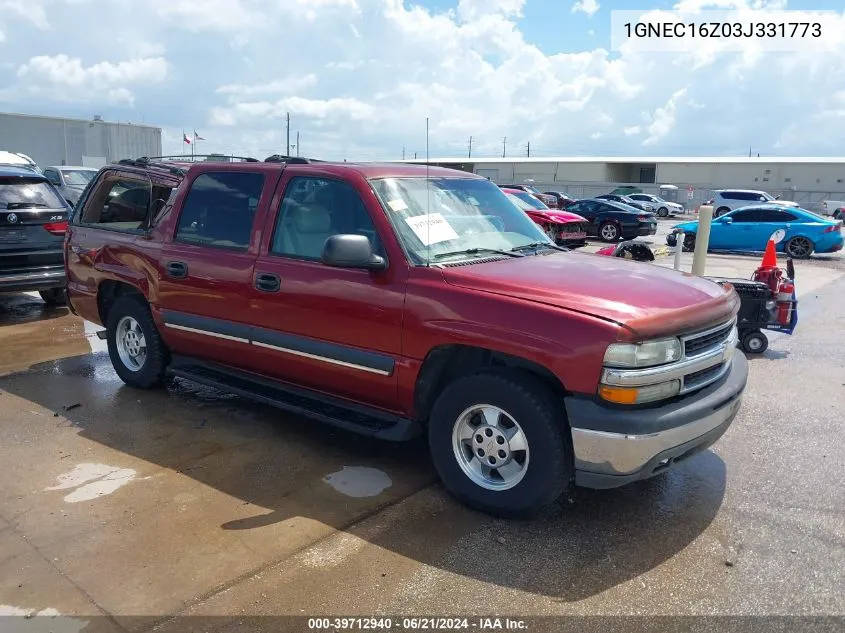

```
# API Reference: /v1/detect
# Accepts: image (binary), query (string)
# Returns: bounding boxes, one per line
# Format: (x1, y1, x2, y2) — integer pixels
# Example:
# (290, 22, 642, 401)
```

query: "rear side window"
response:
(758, 209, 798, 222)
(729, 209, 762, 222)
(175, 172, 265, 251)
(78, 173, 170, 232)
(0, 178, 66, 210)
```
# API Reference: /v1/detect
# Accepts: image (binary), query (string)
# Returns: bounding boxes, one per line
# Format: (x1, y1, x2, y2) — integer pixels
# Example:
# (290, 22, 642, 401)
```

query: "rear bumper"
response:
(566, 352, 748, 489)
(0, 266, 66, 292)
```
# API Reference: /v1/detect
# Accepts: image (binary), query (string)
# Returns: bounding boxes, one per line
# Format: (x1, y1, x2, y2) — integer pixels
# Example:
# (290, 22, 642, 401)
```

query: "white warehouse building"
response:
(0, 112, 162, 169)
(401, 156, 845, 209)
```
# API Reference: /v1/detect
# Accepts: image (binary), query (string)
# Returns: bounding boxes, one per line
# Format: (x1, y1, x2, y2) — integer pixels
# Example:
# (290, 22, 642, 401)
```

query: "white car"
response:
(707, 189, 799, 218)
(627, 193, 684, 217)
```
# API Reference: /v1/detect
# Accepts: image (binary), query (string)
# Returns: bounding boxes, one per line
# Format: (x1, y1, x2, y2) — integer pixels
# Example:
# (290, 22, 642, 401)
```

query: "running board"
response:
(167, 356, 421, 442)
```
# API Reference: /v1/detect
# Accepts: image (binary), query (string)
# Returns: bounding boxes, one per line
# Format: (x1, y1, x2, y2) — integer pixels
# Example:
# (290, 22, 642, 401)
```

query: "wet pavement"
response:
(0, 252, 844, 632)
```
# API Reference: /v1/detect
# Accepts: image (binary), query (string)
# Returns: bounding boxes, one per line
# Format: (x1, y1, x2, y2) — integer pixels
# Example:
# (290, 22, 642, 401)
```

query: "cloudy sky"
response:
(1, 0, 843, 161)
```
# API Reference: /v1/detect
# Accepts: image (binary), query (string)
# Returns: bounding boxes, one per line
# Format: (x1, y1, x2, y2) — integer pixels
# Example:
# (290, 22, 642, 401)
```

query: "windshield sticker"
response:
(404, 212, 459, 246)
(387, 199, 408, 212)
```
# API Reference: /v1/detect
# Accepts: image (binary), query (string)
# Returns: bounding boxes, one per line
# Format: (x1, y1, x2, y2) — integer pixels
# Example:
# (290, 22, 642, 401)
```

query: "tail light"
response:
(43, 220, 68, 236)
(824, 222, 842, 233)
(637, 215, 650, 221)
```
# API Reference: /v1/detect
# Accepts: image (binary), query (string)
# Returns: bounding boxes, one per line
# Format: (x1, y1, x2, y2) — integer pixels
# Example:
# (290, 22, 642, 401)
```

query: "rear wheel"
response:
(106, 295, 169, 388)
(715, 207, 730, 218)
(39, 288, 66, 306)
(598, 221, 620, 242)
(683, 233, 696, 252)
(785, 236, 813, 259)
(428, 371, 572, 518)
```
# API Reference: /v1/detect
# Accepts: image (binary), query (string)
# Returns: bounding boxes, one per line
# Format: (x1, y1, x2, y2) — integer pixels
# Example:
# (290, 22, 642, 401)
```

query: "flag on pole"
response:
(193, 130, 206, 141)
(183, 131, 191, 144)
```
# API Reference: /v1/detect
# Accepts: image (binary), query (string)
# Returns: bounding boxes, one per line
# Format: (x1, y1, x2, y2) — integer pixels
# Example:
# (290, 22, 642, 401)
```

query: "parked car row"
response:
(501, 188, 658, 244)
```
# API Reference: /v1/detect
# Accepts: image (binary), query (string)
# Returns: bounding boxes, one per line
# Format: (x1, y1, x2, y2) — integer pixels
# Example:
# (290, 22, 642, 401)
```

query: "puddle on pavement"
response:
(45, 463, 140, 503)
(323, 466, 393, 498)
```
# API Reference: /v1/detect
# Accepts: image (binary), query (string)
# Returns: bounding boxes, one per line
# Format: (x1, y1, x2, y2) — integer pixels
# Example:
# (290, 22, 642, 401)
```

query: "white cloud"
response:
(216, 75, 318, 98)
(624, 126, 642, 136)
(12, 54, 167, 106)
(643, 88, 687, 146)
(571, 0, 600, 18)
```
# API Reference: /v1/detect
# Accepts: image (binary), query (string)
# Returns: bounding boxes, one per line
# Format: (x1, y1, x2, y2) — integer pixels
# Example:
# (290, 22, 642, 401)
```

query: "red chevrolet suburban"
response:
(65, 156, 747, 518)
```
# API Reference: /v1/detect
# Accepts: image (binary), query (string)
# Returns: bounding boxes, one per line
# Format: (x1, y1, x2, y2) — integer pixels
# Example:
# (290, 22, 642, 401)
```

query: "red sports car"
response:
(502, 188, 589, 247)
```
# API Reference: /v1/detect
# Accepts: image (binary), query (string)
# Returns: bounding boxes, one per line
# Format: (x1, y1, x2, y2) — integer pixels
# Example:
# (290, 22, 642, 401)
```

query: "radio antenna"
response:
(425, 116, 430, 266)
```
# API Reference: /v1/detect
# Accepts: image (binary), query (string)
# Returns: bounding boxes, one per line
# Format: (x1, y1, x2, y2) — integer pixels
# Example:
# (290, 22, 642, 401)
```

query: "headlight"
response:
(603, 337, 682, 368)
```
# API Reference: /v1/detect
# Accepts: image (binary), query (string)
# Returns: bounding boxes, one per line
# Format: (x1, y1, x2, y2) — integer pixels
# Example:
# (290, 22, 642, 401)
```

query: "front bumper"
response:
(0, 266, 66, 293)
(566, 352, 748, 489)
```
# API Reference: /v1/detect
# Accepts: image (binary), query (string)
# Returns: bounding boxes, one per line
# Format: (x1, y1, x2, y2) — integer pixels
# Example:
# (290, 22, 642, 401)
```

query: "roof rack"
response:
(144, 154, 260, 163)
(117, 157, 188, 177)
(263, 154, 325, 164)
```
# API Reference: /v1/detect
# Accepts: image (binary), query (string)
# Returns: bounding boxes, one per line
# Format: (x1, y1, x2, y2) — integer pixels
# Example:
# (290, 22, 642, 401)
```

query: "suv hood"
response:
(441, 252, 738, 340)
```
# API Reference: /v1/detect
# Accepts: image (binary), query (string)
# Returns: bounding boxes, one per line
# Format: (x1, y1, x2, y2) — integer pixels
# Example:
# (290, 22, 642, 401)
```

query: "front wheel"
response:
(714, 207, 731, 218)
(598, 221, 620, 242)
(658, 206, 669, 217)
(428, 371, 572, 518)
(106, 295, 169, 388)
(39, 288, 66, 306)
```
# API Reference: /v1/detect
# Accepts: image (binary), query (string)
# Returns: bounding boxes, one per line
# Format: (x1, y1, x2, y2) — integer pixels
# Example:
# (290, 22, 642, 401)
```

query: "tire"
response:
(833, 210, 842, 220)
(39, 288, 66, 306)
(741, 330, 768, 354)
(598, 221, 620, 242)
(784, 236, 813, 259)
(666, 234, 677, 247)
(683, 233, 696, 252)
(106, 295, 169, 388)
(658, 206, 669, 217)
(428, 371, 572, 519)
(715, 207, 730, 218)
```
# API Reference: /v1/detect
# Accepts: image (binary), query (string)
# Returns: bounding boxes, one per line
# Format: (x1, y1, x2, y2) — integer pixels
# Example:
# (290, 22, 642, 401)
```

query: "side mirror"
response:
(722, 216, 733, 224)
(775, 194, 781, 200)
(322, 234, 386, 270)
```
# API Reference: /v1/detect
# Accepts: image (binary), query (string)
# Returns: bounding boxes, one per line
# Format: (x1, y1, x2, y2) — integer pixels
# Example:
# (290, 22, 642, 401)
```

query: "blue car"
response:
(667, 204, 844, 258)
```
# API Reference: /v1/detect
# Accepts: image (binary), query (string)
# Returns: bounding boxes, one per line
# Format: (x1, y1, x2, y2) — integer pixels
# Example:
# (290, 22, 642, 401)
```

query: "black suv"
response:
(0, 165, 71, 305)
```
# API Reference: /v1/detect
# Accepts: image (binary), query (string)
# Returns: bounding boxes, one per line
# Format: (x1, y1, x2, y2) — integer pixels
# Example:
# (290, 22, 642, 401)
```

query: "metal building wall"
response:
(0, 113, 162, 167)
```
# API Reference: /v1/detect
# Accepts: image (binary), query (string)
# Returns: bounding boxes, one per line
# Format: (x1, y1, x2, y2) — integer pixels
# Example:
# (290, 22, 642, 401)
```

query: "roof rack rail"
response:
(117, 157, 187, 177)
(144, 154, 259, 163)
(263, 154, 326, 164)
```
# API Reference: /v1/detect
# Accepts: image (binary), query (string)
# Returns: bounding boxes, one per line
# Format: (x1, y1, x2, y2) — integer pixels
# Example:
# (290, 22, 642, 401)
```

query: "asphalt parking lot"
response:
(1, 228, 843, 632)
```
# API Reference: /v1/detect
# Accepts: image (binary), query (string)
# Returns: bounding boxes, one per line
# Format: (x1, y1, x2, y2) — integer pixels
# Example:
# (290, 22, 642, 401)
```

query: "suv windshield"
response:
(0, 177, 67, 209)
(61, 170, 96, 186)
(371, 177, 551, 264)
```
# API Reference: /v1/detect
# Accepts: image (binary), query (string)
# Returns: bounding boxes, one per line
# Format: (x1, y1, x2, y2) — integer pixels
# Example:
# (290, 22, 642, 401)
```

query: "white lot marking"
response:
(46, 463, 138, 503)
(0, 605, 88, 633)
(323, 466, 392, 498)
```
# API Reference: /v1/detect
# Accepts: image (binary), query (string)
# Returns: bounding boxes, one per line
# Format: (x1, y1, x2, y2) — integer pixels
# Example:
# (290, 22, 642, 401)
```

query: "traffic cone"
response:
(760, 239, 778, 268)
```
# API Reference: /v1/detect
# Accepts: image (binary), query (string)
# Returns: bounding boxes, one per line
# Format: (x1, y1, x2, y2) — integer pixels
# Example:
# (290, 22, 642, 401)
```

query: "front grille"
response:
(561, 223, 581, 234)
(684, 362, 725, 390)
(684, 321, 734, 357)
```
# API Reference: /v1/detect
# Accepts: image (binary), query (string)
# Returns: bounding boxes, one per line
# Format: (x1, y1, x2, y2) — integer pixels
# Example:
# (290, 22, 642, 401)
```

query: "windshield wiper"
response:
(511, 241, 569, 253)
(433, 247, 524, 260)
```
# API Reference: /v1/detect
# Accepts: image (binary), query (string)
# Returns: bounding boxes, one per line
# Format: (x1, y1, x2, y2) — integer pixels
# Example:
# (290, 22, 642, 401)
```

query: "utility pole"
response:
(502, 136, 507, 158)
(295, 131, 300, 156)
(526, 141, 530, 157)
(286, 112, 290, 157)
(414, 152, 417, 159)
(402, 145, 406, 159)
(468, 136, 473, 158)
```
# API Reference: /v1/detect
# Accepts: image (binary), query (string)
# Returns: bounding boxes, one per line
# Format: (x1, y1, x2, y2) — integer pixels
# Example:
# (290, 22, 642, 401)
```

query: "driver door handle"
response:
(166, 261, 188, 279)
